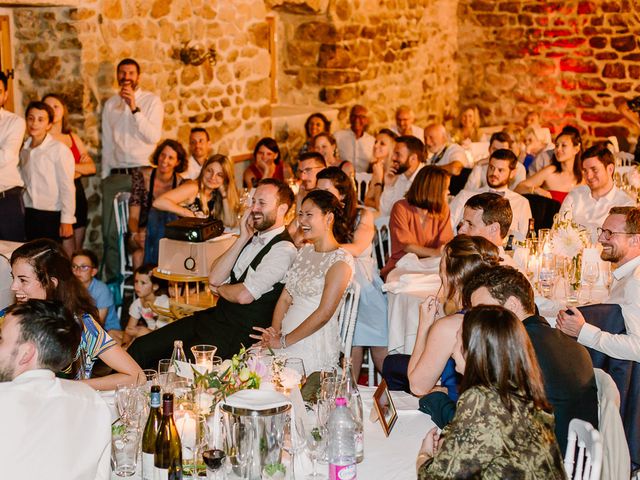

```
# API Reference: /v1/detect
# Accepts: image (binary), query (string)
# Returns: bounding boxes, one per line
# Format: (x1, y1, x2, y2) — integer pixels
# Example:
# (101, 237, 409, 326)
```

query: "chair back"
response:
(355, 172, 372, 203)
(113, 192, 134, 303)
(373, 215, 391, 268)
(524, 193, 561, 230)
(338, 282, 360, 361)
(564, 419, 603, 480)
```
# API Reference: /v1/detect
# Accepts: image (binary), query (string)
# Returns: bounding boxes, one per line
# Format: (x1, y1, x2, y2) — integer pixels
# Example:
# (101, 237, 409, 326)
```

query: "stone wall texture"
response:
(458, 0, 640, 139)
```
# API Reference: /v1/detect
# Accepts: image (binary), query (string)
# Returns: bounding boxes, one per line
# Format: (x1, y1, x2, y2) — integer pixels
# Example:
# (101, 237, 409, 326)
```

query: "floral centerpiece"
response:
(549, 213, 589, 259)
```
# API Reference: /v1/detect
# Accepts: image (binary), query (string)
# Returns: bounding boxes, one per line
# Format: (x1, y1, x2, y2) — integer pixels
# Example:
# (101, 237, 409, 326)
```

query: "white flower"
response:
(550, 225, 587, 258)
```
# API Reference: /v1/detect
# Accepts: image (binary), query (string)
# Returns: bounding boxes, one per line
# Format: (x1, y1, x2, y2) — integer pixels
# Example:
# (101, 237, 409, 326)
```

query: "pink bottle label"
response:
(329, 463, 356, 480)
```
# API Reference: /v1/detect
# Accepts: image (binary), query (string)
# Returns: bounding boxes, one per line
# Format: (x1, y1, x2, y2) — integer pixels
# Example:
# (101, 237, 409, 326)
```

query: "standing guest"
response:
(312, 131, 354, 178)
(252, 189, 354, 374)
(417, 305, 566, 479)
(515, 129, 583, 204)
(0, 72, 26, 242)
(364, 128, 397, 210)
(128, 179, 297, 367)
(43, 94, 96, 256)
(334, 105, 375, 173)
(300, 112, 331, 156)
(451, 105, 482, 143)
(182, 127, 212, 180)
(464, 131, 526, 191)
(243, 137, 291, 188)
(381, 166, 454, 279)
(390, 105, 424, 141)
(449, 149, 532, 240)
(9, 239, 142, 390)
(316, 167, 388, 379)
(101, 58, 164, 282)
(0, 300, 112, 480)
(559, 144, 634, 236)
(20, 101, 75, 242)
(378, 135, 425, 217)
(153, 153, 239, 228)
(424, 123, 469, 176)
(71, 249, 120, 337)
(128, 139, 188, 266)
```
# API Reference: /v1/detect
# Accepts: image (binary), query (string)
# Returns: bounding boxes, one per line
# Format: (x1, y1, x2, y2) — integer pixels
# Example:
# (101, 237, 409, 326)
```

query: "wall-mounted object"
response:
(179, 42, 217, 67)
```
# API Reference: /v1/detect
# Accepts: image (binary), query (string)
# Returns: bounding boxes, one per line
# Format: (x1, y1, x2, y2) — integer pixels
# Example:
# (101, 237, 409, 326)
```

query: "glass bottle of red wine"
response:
(142, 385, 162, 480)
(154, 393, 183, 480)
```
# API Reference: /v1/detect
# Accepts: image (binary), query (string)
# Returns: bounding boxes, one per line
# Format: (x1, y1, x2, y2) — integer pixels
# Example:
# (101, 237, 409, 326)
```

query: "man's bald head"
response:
(424, 123, 448, 153)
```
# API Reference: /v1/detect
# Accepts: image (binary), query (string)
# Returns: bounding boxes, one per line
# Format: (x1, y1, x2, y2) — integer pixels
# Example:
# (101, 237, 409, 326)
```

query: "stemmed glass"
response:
(115, 383, 146, 427)
(223, 422, 252, 478)
(583, 261, 600, 303)
(305, 403, 328, 479)
(538, 253, 557, 299)
(285, 358, 307, 388)
(282, 414, 307, 480)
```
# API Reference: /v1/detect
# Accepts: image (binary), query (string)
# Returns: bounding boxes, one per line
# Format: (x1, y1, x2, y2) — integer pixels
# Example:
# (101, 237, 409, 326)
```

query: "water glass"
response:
(158, 358, 175, 386)
(583, 261, 600, 303)
(111, 420, 140, 477)
(136, 369, 158, 389)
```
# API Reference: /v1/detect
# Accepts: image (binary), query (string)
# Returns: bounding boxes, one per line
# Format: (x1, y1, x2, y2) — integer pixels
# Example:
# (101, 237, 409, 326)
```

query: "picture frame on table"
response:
(372, 379, 398, 437)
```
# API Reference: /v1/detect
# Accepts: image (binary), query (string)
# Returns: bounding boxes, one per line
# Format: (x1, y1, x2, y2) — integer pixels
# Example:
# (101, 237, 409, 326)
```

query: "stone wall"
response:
(458, 0, 640, 142)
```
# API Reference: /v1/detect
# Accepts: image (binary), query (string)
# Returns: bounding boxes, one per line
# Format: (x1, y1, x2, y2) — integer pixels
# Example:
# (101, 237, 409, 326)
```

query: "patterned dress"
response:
(70, 313, 116, 379)
(418, 386, 567, 480)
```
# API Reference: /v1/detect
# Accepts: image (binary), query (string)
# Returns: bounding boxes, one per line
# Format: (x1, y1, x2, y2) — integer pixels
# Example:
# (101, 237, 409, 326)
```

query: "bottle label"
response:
(142, 453, 155, 480)
(355, 431, 364, 458)
(150, 391, 161, 408)
(155, 467, 169, 480)
(329, 463, 356, 480)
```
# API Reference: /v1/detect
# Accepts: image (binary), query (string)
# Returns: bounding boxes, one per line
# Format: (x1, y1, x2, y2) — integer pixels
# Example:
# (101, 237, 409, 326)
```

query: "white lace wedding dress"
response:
(278, 244, 354, 374)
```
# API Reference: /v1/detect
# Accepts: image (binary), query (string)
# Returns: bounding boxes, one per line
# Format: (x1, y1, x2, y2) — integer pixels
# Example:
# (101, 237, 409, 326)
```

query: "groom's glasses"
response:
(596, 228, 638, 240)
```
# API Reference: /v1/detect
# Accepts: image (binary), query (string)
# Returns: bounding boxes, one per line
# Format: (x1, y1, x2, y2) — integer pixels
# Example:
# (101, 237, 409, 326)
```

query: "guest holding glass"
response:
(252, 189, 354, 374)
(8, 239, 142, 390)
(416, 305, 566, 479)
(380, 165, 454, 279)
(128, 138, 188, 266)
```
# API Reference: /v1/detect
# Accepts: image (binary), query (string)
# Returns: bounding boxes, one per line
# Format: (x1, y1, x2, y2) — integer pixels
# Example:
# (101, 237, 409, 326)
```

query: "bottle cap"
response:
(335, 397, 347, 407)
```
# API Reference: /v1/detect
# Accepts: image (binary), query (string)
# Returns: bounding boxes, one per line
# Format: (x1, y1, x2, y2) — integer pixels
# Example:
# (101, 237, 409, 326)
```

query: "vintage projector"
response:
(158, 234, 237, 277)
(164, 217, 225, 243)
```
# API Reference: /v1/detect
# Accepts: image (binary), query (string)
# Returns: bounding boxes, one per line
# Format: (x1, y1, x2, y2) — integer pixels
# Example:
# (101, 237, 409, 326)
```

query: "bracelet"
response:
(374, 182, 383, 188)
(280, 334, 287, 349)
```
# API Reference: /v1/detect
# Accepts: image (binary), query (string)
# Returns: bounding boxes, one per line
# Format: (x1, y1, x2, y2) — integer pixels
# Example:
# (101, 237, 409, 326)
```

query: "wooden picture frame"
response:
(372, 379, 398, 436)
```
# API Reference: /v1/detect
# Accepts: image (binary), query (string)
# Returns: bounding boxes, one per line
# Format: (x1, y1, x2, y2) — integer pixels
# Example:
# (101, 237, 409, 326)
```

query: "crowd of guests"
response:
(2, 55, 640, 478)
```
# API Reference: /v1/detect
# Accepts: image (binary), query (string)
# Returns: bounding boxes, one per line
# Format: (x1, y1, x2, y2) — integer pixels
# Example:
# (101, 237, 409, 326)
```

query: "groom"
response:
(127, 179, 297, 368)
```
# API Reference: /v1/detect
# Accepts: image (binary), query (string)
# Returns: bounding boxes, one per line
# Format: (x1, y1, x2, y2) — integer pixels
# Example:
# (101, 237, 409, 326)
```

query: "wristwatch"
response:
(131, 107, 141, 114)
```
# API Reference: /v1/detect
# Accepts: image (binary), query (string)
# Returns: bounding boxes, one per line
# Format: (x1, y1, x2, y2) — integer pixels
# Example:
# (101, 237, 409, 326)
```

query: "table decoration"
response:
(548, 213, 589, 302)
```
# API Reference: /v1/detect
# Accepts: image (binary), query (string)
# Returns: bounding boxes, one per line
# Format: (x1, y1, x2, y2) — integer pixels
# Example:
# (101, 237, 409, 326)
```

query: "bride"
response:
(252, 189, 354, 373)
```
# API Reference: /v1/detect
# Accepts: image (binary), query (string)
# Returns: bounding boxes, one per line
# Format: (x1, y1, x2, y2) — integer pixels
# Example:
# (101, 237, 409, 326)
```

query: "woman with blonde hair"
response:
(153, 154, 239, 227)
(452, 106, 481, 143)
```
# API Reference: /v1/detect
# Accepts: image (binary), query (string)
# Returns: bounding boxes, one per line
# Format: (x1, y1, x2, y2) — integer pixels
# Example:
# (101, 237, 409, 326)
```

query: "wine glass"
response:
(223, 422, 252, 478)
(538, 254, 557, 299)
(583, 261, 600, 303)
(282, 414, 307, 480)
(285, 358, 307, 388)
(305, 404, 328, 479)
(136, 369, 158, 390)
(115, 383, 145, 427)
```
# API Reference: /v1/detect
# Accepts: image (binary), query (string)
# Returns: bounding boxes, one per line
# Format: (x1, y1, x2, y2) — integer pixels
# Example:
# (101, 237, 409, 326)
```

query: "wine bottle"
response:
(142, 385, 162, 480)
(526, 218, 536, 241)
(154, 393, 183, 480)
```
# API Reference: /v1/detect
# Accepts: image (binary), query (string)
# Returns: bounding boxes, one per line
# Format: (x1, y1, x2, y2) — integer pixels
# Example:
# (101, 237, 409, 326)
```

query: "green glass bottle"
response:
(142, 385, 162, 480)
(154, 393, 183, 480)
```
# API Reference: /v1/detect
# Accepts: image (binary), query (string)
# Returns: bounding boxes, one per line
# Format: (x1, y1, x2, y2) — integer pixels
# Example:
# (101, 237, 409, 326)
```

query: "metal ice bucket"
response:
(219, 391, 291, 479)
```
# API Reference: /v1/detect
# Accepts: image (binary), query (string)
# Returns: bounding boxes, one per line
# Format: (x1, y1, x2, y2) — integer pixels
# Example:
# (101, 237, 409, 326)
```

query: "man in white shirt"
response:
(378, 136, 425, 217)
(0, 300, 111, 480)
(464, 131, 526, 191)
(424, 123, 470, 175)
(558, 207, 640, 362)
(450, 149, 532, 239)
(559, 144, 635, 239)
(0, 72, 26, 241)
(182, 127, 212, 180)
(334, 104, 375, 173)
(389, 105, 424, 141)
(128, 179, 298, 368)
(101, 58, 164, 281)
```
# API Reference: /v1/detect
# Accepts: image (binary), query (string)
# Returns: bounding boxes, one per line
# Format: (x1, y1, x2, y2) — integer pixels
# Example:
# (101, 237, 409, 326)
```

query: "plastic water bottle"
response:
(327, 397, 357, 480)
(338, 358, 364, 462)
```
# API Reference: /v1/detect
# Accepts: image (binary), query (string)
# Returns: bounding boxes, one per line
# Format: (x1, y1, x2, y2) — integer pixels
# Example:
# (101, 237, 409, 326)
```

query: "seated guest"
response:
(464, 131, 526, 190)
(312, 131, 354, 178)
(182, 127, 212, 180)
(128, 139, 188, 266)
(449, 149, 532, 240)
(70, 249, 120, 334)
(378, 135, 425, 217)
(390, 105, 424, 141)
(0, 300, 112, 480)
(334, 104, 375, 173)
(524, 110, 542, 128)
(128, 179, 297, 367)
(288, 152, 327, 246)
(416, 305, 566, 479)
(381, 166, 454, 279)
(316, 167, 388, 379)
(153, 153, 239, 228)
(43, 93, 96, 256)
(9, 239, 142, 390)
(451, 105, 481, 143)
(423, 266, 599, 455)
(529, 125, 577, 175)
(558, 206, 640, 361)
(243, 137, 291, 188)
(559, 144, 634, 237)
(515, 128, 583, 204)
(252, 189, 354, 373)
(383, 235, 500, 396)
(299, 112, 331, 157)
(424, 123, 469, 175)
(364, 129, 397, 210)
(20, 101, 75, 242)
(522, 126, 551, 172)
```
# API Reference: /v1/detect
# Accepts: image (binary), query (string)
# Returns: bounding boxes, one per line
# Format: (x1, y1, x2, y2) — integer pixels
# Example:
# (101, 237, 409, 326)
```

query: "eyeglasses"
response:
(71, 264, 92, 272)
(299, 167, 323, 175)
(597, 228, 639, 240)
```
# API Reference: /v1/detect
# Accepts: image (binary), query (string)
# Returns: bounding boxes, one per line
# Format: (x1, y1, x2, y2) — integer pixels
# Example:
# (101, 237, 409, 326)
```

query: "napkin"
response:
(396, 253, 441, 273)
(383, 273, 441, 294)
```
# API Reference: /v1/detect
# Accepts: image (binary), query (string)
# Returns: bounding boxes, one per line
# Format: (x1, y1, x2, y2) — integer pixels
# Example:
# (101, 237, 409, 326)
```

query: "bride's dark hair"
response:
(316, 166, 357, 242)
(302, 189, 350, 243)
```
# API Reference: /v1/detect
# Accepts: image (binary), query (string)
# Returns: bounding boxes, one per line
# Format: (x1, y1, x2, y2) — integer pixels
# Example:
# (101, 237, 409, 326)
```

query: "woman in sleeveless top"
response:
(312, 132, 355, 179)
(316, 167, 388, 380)
(43, 94, 96, 257)
(153, 154, 239, 227)
(128, 139, 188, 267)
(515, 128, 583, 204)
(252, 190, 354, 374)
(243, 137, 292, 188)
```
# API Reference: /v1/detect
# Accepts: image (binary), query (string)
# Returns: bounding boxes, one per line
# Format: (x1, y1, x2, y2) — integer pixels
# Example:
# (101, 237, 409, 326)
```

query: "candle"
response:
(174, 410, 197, 460)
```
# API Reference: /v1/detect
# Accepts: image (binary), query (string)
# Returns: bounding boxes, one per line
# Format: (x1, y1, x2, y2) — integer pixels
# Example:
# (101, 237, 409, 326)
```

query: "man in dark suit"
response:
(421, 265, 598, 454)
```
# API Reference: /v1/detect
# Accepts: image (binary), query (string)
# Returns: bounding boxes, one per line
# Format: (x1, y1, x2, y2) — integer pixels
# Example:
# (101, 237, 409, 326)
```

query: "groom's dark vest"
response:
(203, 229, 293, 358)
